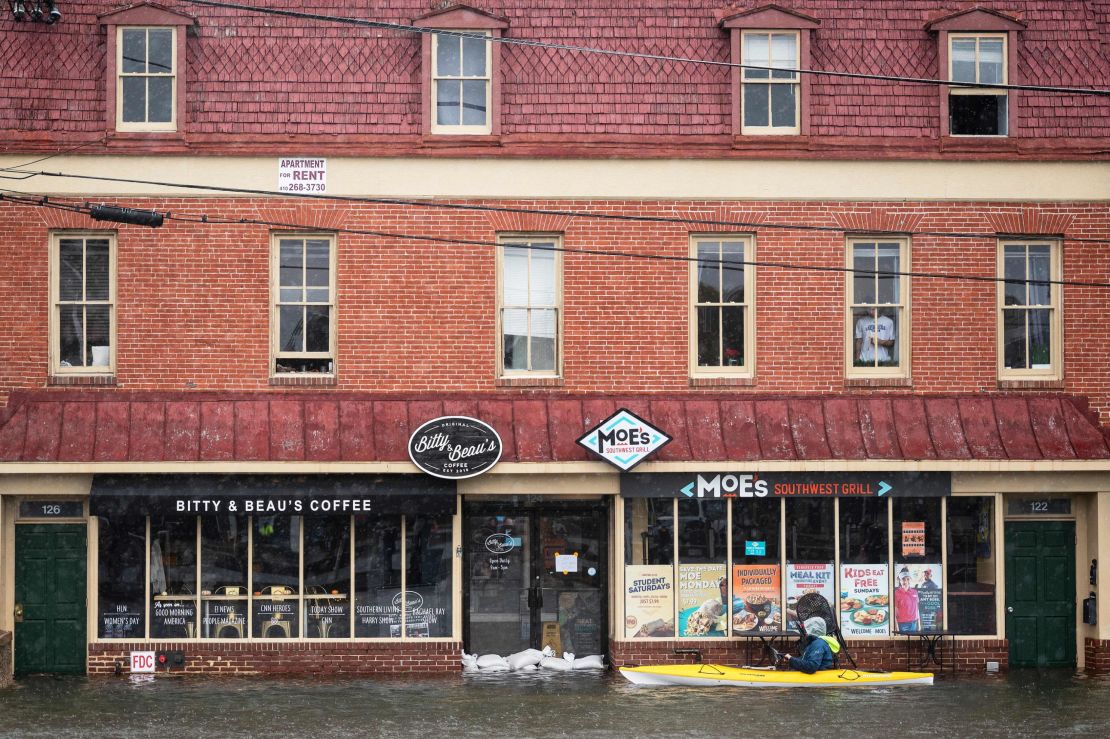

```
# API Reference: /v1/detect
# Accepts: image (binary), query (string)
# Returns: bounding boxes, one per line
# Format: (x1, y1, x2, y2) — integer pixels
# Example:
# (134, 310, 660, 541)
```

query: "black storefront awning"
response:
(90, 474, 457, 517)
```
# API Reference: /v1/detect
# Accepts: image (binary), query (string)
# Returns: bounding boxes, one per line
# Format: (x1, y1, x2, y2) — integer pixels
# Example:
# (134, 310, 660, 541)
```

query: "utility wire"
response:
(4, 188, 1108, 290)
(0, 135, 107, 180)
(182, 0, 1110, 98)
(7, 167, 1110, 247)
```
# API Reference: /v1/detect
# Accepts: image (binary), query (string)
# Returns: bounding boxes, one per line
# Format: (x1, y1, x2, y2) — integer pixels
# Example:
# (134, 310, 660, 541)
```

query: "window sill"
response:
(997, 378, 1064, 390)
(689, 375, 755, 388)
(844, 376, 912, 388)
(270, 375, 337, 387)
(49, 374, 117, 387)
(421, 133, 502, 147)
(495, 376, 564, 388)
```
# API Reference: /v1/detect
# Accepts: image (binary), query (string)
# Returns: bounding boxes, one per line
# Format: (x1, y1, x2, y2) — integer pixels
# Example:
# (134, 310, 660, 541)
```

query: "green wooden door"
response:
(1004, 520, 1075, 668)
(14, 524, 87, 676)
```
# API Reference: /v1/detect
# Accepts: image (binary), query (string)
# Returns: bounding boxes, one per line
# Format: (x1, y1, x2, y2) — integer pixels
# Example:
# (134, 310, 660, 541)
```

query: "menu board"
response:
(624, 565, 675, 638)
(731, 564, 782, 634)
(678, 563, 727, 637)
(840, 564, 890, 636)
(894, 563, 944, 632)
(786, 563, 835, 628)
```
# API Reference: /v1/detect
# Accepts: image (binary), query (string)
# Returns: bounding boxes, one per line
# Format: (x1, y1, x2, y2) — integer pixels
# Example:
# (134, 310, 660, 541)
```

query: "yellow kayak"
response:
(620, 664, 932, 688)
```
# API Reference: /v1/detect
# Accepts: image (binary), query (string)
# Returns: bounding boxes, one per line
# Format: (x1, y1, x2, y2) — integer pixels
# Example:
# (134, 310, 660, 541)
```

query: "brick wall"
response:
(1085, 638, 1110, 674)
(610, 638, 1008, 675)
(3, 198, 1109, 423)
(87, 641, 462, 677)
(0, 631, 11, 686)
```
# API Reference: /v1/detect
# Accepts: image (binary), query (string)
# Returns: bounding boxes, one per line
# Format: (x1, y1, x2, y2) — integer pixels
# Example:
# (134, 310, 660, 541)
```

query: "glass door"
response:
(537, 510, 604, 655)
(466, 511, 532, 655)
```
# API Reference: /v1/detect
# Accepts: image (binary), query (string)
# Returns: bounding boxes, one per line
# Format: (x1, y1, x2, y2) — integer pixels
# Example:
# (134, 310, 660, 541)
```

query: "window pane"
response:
(852, 244, 876, 304)
(742, 33, 769, 78)
(98, 515, 146, 638)
(86, 305, 111, 367)
(280, 305, 304, 352)
(876, 243, 900, 304)
(200, 515, 248, 639)
(502, 246, 529, 305)
(150, 516, 197, 638)
(1003, 309, 1027, 369)
(1029, 246, 1051, 306)
(121, 29, 146, 74)
(721, 306, 745, 366)
(786, 498, 834, 563)
(85, 239, 110, 301)
(461, 80, 487, 125)
(894, 498, 942, 560)
(947, 497, 996, 634)
(462, 36, 487, 77)
(696, 242, 720, 303)
(696, 306, 720, 366)
(59, 305, 84, 367)
(530, 309, 557, 371)
(1028, 308, 1052, 368)
(1004, 247, 1026, 305)
(253, 516, 300, 639)
(529, 246, 556, 306)
(720, 242, 745, 303)
(770, 84, 796, 128)
(436, 35, 460, 76)
(148, 29, 173, 73)
(58, 239, 84, 301)
(305, 305, 330, 353)
(305, 288, 329, 303)
(678, 499, 727, 637)
(951, 38, 977, 82)
(839, 498, 888, 564)
(743, 84, 769, 127)
(279, 288, 301, 304)
(769, 34, 797, 79)
(304, 517, 351, 638)
(853, 307, 893, 367)
(354, 517, 403, 638)
(732, 499, 780, 566)
(979, 38, 1004, 84)
(405, 515, 453, 637)
(950, 94, 1005, 136)
(624, 498, 674, 566)
(148, 77, 173, 123)
(436, 80, 461, 126)
(502, 308, 528, 370)
(305, 239, 330, 287)
(679, 499, 726, 562)
(893, 497, 944, 634)
(121, 77, 147, 122)
(279, 240, 303, 287)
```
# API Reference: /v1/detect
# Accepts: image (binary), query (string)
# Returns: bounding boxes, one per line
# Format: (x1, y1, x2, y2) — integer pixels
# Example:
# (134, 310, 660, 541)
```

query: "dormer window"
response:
(948, 34, 1007, 136)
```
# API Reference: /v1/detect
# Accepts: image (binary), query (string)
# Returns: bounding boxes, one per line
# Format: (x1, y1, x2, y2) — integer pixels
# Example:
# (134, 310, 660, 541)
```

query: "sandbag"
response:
(539, 656, 573, 671)
(519, 663, 538, 671)
(562, 652, 576, 663)
(476, 654, 509, 669)
(479, 662, 509, 672)
(506, 649, 544, 670)
(571, 654, 605, 670)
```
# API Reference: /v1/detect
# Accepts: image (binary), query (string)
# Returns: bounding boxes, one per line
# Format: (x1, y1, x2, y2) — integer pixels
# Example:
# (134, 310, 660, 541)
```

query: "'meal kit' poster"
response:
(839, 564, 890, 636)
(894, 563, 944, 632)
(624, 565, 675, 637)
(731, 564, 782, 634)
(786, 563, 835, 628)
(678, 563, 727, 637)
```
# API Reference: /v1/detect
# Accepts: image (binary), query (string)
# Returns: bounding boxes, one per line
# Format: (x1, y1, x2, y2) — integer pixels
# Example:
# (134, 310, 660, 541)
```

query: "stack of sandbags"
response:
(461, 647, 606, 672)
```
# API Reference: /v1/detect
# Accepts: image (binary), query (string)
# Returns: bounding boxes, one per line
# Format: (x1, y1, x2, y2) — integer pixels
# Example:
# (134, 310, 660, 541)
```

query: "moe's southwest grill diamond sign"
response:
(408, 417, 503, 479)
(576, 408, 672, 472)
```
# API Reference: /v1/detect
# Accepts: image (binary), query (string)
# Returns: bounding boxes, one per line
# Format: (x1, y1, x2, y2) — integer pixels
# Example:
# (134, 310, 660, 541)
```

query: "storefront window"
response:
(150, 516, 197, 639)
(252, 515, 300, 638)
(893, 498, 943, 632)
(97, 515, 145, 638)
(947, 497, 996, 634)
(731, 499, 782, 634)
(200, 515, 248, 638)
(354, 517, 403, 637)
(624, 498, 673, 566)
(785, 499, 835, 627)
(677, 499, 727, 638)
(405, 515, 453, 637)
(624, 498, 676, 638)
(303, 516, 351, 638)
(839, 498, 891, 636)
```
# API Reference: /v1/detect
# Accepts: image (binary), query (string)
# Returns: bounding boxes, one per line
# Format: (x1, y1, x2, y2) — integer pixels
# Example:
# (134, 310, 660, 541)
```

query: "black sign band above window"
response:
(621, 472, 951, 499)
(408, 416, 502, 479)
(89, 474, 456, 517)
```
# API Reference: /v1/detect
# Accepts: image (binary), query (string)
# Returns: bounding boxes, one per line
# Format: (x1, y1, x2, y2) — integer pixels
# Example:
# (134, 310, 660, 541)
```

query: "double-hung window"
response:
(432, 31, 491, 133)
(949, 34, 1007, 136)
(692, 236, 754, 375)
(117, 27, 176, 131)
(499, 236, 560, 376)
(272, 234, 336, 376)
(999, 240, 1061, 378)
(741, 31, 799, 134)
(51, 233, 115, 375)
(847, 238, 909, 377)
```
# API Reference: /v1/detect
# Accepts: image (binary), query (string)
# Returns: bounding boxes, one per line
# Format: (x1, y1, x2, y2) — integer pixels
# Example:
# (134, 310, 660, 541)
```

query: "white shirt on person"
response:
(855, 314, 895, 363)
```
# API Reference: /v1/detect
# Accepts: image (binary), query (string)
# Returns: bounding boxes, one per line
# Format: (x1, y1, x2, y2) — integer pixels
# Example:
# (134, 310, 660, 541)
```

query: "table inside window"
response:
(893, 629, 958, 670)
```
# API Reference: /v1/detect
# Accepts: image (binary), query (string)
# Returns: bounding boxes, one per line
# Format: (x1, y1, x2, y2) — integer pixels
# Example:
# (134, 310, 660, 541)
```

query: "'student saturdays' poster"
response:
(624, 565, 675, 638)
(731, 564, 782, 634)
(839, 564, 890, 636)
(786, 563, 835, 629)
(893, 563, 943, 632)
(678, 563, 727, 637)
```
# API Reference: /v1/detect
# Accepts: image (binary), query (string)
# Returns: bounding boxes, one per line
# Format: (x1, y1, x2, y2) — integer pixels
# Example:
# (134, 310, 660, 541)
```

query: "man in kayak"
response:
(774, 617, 840, 673)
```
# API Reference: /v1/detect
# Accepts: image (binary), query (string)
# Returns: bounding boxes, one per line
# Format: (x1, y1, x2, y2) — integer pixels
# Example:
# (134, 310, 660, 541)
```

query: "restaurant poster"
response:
(901, 521, 926, 557)
(624, 565, 675, 637)
(894, 563, 944, 632)
(731, 564, 782, 633)
(786, 563, 835, 629)
(839, 564, 890, 636)
(678, 563, 727, 637)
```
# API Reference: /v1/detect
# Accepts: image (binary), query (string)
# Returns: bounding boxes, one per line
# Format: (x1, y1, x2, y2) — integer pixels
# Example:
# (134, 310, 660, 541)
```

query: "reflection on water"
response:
(2, 670, 1110, 738)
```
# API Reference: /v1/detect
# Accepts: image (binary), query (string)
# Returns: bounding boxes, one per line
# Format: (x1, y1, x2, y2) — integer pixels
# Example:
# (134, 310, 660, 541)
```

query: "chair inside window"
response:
(259, 585, 295, 638)
(210, 585, 245, 639)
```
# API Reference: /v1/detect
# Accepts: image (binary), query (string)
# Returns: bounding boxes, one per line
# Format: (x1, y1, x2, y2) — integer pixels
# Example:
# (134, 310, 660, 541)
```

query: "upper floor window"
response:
(999, 240, 1061, 379)
(741, 31, 799, 134)
(949, 33, 1007, 136)
(846, 238, 909, 377)
(433, 32, 491, 133)
(691, 236, 754, 375)
(499, 236, 561, 376)
(50, 233, 115, 375)
(117, 27, 176, 131)
(272, 234, 336, 376)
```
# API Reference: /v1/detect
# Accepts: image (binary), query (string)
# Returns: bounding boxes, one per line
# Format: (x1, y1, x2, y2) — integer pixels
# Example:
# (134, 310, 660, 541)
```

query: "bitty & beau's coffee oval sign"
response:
(408, 416, 503, 479)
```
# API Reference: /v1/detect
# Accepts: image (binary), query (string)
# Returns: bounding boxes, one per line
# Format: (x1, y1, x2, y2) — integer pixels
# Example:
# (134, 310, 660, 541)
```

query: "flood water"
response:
(2, 669, 1109, 737)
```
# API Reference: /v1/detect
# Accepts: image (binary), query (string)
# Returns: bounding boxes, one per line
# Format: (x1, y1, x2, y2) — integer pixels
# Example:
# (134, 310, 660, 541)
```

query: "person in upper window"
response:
(854, 310, 896, 365)
(774, 616, 839, 674)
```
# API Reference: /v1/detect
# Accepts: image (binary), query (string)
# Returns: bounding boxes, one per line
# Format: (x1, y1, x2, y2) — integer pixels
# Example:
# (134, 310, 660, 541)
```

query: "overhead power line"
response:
(3, 189, 1109, 290)
(183, 0, 1110, 98)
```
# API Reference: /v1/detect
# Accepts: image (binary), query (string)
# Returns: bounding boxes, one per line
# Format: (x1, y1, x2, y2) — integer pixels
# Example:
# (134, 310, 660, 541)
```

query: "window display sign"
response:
(744, 540, 766, 556)
(901, 521, 925, 557)
(577, 408, 672, 472)
(894, 563, 943, 632)
(151, 598, 196, 639)
(408, 416, 503, 479)
(621, 472, 950, 499)
(731, 564, 781, 634)
(624, 565, 675, 637)
(101, 603, 144, 639)
(840, 564, 890, 636)
(786, 563, 834, 628)
(678, 563, 727, 637)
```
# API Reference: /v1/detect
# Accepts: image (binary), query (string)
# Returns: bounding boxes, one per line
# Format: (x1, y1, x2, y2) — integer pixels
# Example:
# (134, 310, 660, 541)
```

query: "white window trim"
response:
(996, 238, 1062, 381)
(115, 26, 178, 133)
(497, 234, 562, 378)
(270, 233, 338, 377)
(947, 32, 1008, 137)
(740, 30, 800, 135)
(430, 30, 492, 135)
(49, 231, 117, 376)
(844, 236, 911, 379)
(689, 234, 756, 378)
